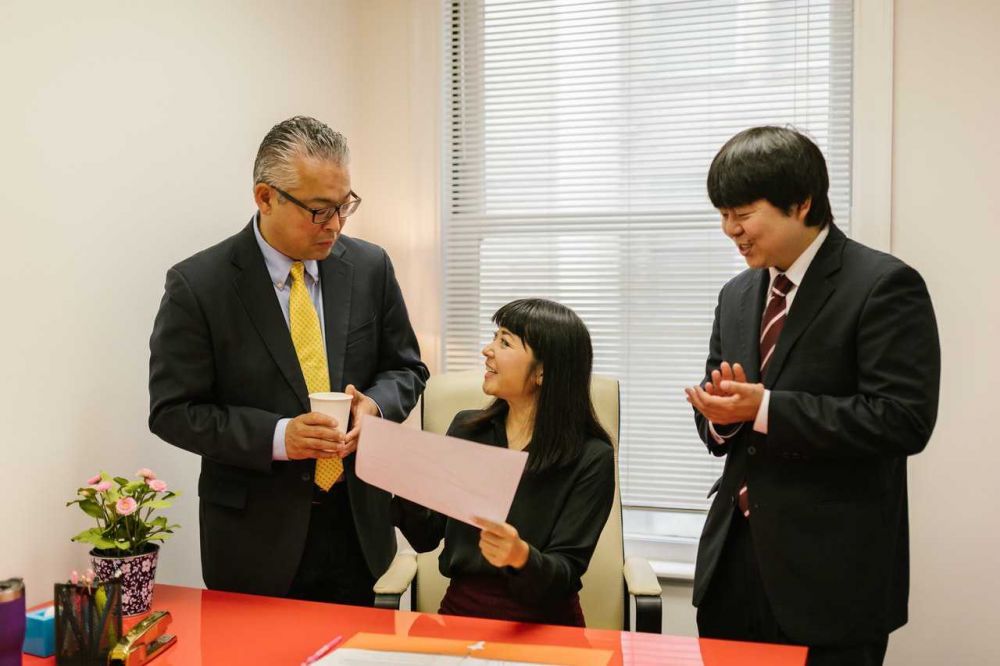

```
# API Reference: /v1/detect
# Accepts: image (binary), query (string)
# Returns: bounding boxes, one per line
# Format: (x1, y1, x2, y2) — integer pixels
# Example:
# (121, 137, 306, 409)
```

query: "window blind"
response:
(443, 0, 853, 510)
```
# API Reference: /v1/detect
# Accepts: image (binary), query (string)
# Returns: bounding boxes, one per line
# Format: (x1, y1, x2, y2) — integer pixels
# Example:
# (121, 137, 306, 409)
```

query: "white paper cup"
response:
(308, 392, 352, 434)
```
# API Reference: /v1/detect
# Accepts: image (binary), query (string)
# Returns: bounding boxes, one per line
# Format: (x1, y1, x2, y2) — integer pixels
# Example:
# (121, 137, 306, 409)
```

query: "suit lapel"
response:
(231, 222, 310, 411)
(762, 225, 845, 386)
(738, 270, 770, 383)
(319, 242, 353, 392)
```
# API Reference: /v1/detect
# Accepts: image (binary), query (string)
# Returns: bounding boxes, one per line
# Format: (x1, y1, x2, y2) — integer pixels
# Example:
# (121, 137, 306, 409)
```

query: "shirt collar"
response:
(252, 214, 320, 289)
(769, 224, 830, 288)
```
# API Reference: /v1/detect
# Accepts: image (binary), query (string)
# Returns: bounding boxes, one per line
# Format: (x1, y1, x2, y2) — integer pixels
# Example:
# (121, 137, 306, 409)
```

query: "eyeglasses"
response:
(269, 184, 362, 225)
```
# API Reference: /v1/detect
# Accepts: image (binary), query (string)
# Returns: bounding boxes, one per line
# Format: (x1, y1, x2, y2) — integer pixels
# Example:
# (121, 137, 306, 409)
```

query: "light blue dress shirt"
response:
(253, 217, 327, 461)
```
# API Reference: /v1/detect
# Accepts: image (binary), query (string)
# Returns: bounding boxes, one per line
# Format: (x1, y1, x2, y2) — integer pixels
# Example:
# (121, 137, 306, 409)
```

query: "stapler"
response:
(107, 611, 177, 666)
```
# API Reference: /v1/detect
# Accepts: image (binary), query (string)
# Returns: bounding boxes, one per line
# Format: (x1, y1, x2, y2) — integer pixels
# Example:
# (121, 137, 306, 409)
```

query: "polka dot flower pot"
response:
(90, 544, 159, 617)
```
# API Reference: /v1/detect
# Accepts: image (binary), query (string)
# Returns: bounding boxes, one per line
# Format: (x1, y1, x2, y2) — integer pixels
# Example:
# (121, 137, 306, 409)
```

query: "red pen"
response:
(301, 635, 344, 665)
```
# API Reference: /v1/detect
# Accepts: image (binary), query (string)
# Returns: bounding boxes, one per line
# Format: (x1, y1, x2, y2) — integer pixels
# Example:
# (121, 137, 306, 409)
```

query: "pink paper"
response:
(356, 415, 527, 526)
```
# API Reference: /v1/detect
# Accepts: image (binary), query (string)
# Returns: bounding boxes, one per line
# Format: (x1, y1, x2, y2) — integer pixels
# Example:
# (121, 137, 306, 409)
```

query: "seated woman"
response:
(393, 298, 615, 627)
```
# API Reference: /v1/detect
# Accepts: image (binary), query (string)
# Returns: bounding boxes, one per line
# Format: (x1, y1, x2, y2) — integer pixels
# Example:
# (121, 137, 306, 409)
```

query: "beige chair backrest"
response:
(417, 369, 624, 629)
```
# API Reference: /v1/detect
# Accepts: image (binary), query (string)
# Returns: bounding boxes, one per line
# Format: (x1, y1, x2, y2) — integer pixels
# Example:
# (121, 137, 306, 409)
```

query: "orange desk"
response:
(25, 584, 806, 665)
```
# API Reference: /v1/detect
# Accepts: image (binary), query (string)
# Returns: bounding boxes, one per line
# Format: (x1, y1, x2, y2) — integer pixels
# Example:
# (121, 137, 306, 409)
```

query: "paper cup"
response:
(308, 392, 352, 434)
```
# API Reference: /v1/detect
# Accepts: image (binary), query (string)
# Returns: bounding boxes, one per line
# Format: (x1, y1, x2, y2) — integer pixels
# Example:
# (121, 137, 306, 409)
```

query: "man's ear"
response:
(253, 183, 273, 215)
(535, 364, 543, 386)
(794, 196, 812, 223)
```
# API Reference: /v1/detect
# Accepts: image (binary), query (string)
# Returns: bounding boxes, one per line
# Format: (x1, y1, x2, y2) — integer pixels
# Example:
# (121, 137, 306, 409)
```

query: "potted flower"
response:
(67, 469, 180, 616)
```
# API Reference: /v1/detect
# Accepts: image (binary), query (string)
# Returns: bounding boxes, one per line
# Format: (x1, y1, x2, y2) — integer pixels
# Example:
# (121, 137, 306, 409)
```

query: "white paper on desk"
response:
(315, 648, 562, 665)
(356, 415, 527, 526)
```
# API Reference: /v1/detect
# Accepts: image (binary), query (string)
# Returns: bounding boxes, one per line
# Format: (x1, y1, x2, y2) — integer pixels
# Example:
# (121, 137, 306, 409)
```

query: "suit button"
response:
(301, 472, 311, 482)
(747, 446, 757, 456)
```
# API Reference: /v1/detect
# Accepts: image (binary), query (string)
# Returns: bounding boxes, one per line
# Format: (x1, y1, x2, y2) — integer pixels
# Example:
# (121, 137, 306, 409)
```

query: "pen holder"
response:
(53, 581, 123, 666)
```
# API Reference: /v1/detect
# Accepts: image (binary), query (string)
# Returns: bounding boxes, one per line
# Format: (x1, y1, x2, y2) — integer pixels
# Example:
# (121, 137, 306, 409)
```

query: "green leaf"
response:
(144, 500, 172, 509)
(94, 536, 117, 549)
(78, 499, 104, 518)
(72, 528, 117, 550)
(150, 517, 168, 528)
(123, 481, 145, 493)
(71, 527, 101, 542)
(113, 477, 129, 487)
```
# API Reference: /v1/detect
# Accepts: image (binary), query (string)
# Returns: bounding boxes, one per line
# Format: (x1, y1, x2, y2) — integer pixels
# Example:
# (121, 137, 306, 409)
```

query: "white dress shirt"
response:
(709, 225, 830, 444)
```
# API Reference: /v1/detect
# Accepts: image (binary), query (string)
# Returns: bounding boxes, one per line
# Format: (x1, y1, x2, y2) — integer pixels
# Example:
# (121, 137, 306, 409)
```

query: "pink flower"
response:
(148, 479, 167, 493)
(136, 468, 156, 480)
(86, 474, 101, 485)
(115, 497, 138, 516)
(91, 481, 112, 492)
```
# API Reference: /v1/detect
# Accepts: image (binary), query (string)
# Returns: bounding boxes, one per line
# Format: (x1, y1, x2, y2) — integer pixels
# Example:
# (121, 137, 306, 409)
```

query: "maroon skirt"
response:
(439, 574, 585, 627)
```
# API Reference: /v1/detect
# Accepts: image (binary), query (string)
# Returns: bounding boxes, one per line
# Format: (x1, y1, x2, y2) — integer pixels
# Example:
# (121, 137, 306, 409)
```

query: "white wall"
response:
(0, 0, 442, 604)
(887, 1, 1000, 663)
(347, 0, 443, 375)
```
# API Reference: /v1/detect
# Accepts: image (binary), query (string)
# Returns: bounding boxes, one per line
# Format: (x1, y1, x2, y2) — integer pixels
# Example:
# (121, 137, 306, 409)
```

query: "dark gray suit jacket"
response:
(693, 224, 940, 645)
(149, 221, 429, 596)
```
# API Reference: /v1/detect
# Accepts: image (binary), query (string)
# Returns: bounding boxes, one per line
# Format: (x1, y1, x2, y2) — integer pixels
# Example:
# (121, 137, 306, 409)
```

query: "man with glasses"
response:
(149, 116, 429, 606)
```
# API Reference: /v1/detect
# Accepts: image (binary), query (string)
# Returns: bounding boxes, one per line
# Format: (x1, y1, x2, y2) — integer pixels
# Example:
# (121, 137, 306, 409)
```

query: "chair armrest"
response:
(623, 556, 662, 633)
(372, 552, 417, 610)
(623, 556, 661, 596)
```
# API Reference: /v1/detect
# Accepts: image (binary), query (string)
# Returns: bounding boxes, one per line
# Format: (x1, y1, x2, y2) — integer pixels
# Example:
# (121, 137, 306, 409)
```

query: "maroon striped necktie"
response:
(737, 273, 794, 518)
(759, 273, 794, 374)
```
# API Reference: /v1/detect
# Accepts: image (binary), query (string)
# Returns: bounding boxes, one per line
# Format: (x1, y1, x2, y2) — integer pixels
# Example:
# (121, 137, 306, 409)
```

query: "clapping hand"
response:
(685, 361, 764, 426)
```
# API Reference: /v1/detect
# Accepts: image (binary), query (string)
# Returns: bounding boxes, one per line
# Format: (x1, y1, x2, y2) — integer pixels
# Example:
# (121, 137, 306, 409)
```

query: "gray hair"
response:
(253, 116, 350, 189)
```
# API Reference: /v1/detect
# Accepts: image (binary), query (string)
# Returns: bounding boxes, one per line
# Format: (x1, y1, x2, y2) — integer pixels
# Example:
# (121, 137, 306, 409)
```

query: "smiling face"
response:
(481, 327, 542, 404)
(255, 154, 352, 261)
(719, 198, 819, 271)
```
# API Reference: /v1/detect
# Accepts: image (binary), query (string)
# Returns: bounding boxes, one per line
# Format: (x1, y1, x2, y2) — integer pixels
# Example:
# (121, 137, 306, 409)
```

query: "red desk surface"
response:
(25, 584, 806, 665)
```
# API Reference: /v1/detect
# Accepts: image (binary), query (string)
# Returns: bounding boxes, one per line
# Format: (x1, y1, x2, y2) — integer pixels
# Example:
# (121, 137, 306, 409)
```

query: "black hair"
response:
(464, 298, 611, 472)
(706, 126, 833, 228)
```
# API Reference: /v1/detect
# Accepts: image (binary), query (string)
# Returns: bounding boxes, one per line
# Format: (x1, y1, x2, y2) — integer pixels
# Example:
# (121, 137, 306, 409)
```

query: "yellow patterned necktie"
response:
(289, 261, 342, 491)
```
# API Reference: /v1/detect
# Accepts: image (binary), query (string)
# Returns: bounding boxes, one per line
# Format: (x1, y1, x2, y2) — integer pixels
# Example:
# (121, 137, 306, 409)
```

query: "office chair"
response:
(373, 369, 663, 633)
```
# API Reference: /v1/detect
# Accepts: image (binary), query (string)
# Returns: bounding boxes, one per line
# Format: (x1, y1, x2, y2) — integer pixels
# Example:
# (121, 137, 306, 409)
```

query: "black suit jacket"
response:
(693, 224, 940, 645)
(148, 221, 429, 597)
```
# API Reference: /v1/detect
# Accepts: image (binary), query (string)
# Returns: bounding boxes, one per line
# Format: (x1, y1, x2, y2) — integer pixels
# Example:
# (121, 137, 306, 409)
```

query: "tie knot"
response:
(772, 273, 794, 297)
(290, 261, 306, 284)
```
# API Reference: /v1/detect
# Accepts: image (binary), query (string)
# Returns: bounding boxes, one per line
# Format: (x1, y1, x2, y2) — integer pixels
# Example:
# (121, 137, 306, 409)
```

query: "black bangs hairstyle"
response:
(706, 126, 833, 228)
(465, 298, 611, 472)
